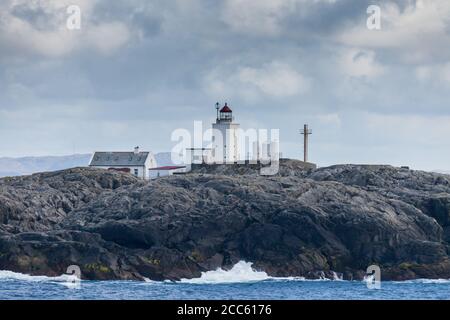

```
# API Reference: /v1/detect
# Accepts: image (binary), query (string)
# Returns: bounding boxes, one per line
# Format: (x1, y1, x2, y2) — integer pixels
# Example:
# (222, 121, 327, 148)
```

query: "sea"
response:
(0, 262, 449, 300)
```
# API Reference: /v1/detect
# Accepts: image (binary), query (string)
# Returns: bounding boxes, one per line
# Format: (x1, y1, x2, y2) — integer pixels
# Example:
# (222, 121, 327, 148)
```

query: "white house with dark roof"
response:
(89, 147, 156, 180)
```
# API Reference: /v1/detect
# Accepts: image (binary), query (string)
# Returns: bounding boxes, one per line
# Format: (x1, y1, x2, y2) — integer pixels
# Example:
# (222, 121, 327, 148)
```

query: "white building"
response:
(212, 103, 240, 163)
(148, 165, 186, 179)
(89, 147, 156, 180)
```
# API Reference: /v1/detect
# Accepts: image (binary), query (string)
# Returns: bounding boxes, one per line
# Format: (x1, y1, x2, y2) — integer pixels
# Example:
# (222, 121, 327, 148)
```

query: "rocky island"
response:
(0, 159, 449, 281)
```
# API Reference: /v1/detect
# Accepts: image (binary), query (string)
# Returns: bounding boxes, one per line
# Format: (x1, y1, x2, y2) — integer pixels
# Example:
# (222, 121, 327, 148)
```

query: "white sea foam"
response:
(397, 278, 450, 284)
(143, 277, 158, 283)
(0, 270, 80, 285)
(332, 271, 343, 281)
(363, 274, 375, 283)
(179, 261, 305, 284)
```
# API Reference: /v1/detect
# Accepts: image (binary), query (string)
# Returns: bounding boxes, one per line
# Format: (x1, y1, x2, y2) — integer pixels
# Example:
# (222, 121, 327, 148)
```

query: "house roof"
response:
(90, 152, 151, 166)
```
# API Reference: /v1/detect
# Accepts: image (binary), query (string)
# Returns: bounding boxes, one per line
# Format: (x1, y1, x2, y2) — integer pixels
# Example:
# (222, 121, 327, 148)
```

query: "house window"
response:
(134, 169, 139, 176)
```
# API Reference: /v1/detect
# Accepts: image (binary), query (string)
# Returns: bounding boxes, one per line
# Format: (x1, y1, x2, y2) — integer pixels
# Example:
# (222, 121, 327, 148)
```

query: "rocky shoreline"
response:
(0, 160, 449, 281)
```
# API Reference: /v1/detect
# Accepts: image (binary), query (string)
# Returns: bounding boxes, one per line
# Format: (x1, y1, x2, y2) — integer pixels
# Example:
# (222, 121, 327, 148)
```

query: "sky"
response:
(0, 0, 450, 171)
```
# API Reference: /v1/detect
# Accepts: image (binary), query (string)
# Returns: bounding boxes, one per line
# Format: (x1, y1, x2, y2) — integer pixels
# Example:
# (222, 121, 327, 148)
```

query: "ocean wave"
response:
(395, 278, 450, 284)
(0, 270, 80, 284)
(178, 261, 306, 284)
(177, 262, 350, 284)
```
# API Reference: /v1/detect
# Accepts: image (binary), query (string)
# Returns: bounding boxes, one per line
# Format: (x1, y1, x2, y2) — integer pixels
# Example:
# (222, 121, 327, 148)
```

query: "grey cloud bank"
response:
(0, 0, 449, 171)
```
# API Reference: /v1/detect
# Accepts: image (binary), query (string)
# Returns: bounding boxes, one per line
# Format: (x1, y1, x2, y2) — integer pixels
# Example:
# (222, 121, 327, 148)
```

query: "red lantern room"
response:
(219, 102, 232, 121)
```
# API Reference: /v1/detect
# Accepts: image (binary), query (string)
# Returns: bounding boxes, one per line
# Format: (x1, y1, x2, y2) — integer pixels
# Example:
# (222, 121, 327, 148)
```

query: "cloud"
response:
(317, 113, 341, 127)
(0, 0, 131, 58)
(338, 48, 386, 78)
(415, 65, 432, 82)
(204, 61, 310, 100)
(221, 0, 340, 36)
(83, 22, 131, 55)
(238, 62, 311, 96)
(336, 0, 450, 63)
(324, 111, 450, 170)
(0, 0, 449, 171)
(221, 0, 296, 36)
(414, 62, 450, 87)
(365, 112, 450, 147)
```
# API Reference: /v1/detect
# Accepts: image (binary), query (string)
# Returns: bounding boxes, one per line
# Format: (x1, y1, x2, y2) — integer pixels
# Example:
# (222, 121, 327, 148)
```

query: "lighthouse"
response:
(212, 102, 240, 163)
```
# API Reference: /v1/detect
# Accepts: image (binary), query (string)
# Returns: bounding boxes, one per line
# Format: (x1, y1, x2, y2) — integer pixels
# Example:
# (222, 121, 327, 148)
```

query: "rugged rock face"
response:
(189, 159, 316, 176)
(0, 168, 141, 233)
(0, 162, 449, 281)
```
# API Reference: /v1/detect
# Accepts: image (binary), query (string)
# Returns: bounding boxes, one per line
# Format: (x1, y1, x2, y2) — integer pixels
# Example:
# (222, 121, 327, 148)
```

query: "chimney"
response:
(134, 146, 140, 154)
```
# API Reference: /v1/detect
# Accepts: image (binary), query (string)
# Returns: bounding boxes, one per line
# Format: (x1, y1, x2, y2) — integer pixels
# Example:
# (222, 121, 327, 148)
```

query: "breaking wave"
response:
(0, 270, 81, 288)
(179, 261, 305, 284)
(332, 271, 344, 281)
(397, 279, 450, 284)
(363, 274, 375, 284)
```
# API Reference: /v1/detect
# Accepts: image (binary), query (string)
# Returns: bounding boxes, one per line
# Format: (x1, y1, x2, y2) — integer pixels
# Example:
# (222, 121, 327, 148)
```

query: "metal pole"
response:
(215, 102, 219, 121)
(304, 124, 308, 162)
(300, 124, 312, 163)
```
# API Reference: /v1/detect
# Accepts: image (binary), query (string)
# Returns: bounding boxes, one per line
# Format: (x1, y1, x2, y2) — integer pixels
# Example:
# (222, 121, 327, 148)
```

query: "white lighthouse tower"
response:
(212, 102, 240, 163)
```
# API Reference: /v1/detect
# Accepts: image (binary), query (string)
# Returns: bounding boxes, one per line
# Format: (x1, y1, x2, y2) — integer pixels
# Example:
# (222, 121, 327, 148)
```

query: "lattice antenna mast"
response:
(300, 124, 312, 163)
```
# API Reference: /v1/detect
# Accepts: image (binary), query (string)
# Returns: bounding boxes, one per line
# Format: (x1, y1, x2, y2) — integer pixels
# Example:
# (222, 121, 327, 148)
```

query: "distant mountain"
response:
(0, 152, 176, 177)
(0, 154, 92, 177)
